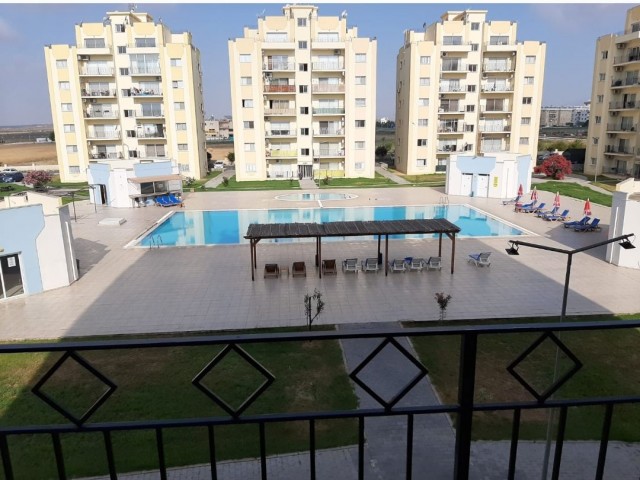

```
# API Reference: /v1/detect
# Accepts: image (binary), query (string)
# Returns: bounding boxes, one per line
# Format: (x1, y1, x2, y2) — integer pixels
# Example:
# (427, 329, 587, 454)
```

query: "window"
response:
(633, 23, 640, 33)
(471, 22, 480, 31)
(66, 145, 78, 153)
(355, 162, 364, 170)
(170, 58, 183, 67)
(126, 130, 136, 138)
(176, 123, 187, 131)
(115, 24, 125, 33)
(521, 117, 531, 125)
(355, 98, 366, 107)
(468, 64, 477, 72)
(524, 76, 534, 85)
(523, 97, 532, 105)
(240, 76, 252, 86)
(56, 60, 67, 68)
(120, 67, 129, 75)
(599, 73, 606, 82)
(174, 102, 185, 110)
(298, 41, 308, 49)
(595, 116, 602, 124)
(466, 105, 475, 112)
(419, 77, 430, 86)
(242, 99, 253, 108)
(244, 143, 256, 152)
(61, 103, 72, 112)
(58, 81, 70, 90)
(355, 120, 365, 128)
(118, 46, 126, 54)
(417, 139, 427, 146)
(355, 141, 365, 149)
(355, 53, 366, 63)
(300, 128, 309, 135)
(239, 54, 252, 63)
(418, 119, 428, 126)
(297, 18, 307, 27)
(135, 38, 156, 48)
(245, 164, 257, 173)
(84, 38, 106, 48)
(243, 121, 254, 129)
(299, 63, 308, 72)
(69, 166, 81, 174)
(597, 95, 604, 103)
(172, 81, 184, 89)
(465, 125, 474, 132)
(443, 36, 463, 46)
(590, 157, 597, 165)
(525, 55, 536, 64)
(520, 137, 529, 145)
(418, 98, 429, 106)
(601, 51, 608, 60)
(301, 148, 310, 156)
(300, 107, 309, 114)
(416, 159, 427, 167)
(63, 124, 75, 133)
(355, 76, 366, 85)
(489, 36, 509, 46)
(467, 85, 476, 92)
(471, 43, 479, 52)
(593, 137, 599, 145)
(178, 143, 188, 151)
(299, 85, 308, 93)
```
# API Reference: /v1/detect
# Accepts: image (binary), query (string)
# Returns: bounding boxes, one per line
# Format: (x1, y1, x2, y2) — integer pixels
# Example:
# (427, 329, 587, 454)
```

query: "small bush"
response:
(222, 177, 229, 187)
(322, 176, 330, 185)
(24, 170, 53, 190)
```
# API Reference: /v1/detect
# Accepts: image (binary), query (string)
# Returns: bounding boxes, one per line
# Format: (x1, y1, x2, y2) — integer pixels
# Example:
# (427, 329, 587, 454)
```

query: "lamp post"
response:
(506, 233, 635, 479)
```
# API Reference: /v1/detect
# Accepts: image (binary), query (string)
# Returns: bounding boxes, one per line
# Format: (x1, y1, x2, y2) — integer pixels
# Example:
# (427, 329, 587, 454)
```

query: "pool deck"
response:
(1, 186, 639, 340)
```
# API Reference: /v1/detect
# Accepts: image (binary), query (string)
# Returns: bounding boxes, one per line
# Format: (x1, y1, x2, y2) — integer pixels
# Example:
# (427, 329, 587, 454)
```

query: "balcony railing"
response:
(611, 77, 640, 88)
(313, 149, 345, 157)
(86, 131, 121, 140)
(312, 108, 345, 115)
(137, 131, 166, 139)
(265, 130, 294, 136)
(441, 62, 467, 72)
(605, 145, 634, 155)
(82, 89, 116, 97)
(613, 53, 640, 65)
(606, 123, 636, 132)
(130, 66, 162, 75)
(263, 62, 295, 71)
(480, 146, 508, 153)
(609, 101, 637, 109)
(314, 128, 345, 135)
(80, 67, 114, 76)
(439, 84, 465, 93)
(131, 88, 162, 97)
(438, 106, 464, 113)
(264, 108, 295, 116)
(482, 62, 514, 72)
(437, 144, 464, 152)
(264, 85, 296, 93)
(314, 36, 343, 42)
(137, 111, 165, 118)
(312, 62, 344, 71)
(266, 149, 297, 157)
(89, 152, 123, 159)
(481, 106, 511, 113)
(84, 110, 119, 119)
(311, 84, 345, 93)
(480, 124, 511, 133)
(437, 125, 465, 133)
(481, 84, 513, 92)
(264, 36, 290, 43)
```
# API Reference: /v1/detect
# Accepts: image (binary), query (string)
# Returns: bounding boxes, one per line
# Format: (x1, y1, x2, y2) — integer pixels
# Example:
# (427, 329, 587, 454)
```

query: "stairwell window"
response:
(355, 76, 366, 85)
(59, 81, 70, 90)
(56, 60, 67, 68)
(593, 137, 598, 145)
(63, 124, 75, 133)
(297, 18, 307, 27)
(595, 116, 601, 124)
(170, 58, 183, 67)
(524, 76, 534, 85)
(355, 162, 364, 170)
(178, 144, 188, 151)
(520, 137, 529, 145)
(355, 120, 365, 128)
(242, 99, 253, 108)
(356, 54, 366, 63)
(172, 81, 184, 89)
(521, 117, 531, 125)
(66, 145, 78, 153)
(246, 164, 257, 173)
(522, 97, 532, 105)
(241, 77, 252, 86)
(174, 102, 185, 110)
(416, 159, 427, 167)
(525, 55, 536, 64)
(244, 143, 256, 152)
(420, 56, 431, 65)
(176, 123, 187, 131)
(69, 166, 81, 174)
(356, 98, 366, 107)
(417, 139, 427, 146)
(418, 119, 428, 126)
(597, 95, 604, 103)
(471, 22, 480, 31)
(420, 77, 430, 86)
(244, 121, 254, 129)
(355, 141, 365, 149)
(61, 103, 72, 112)
(298, 41, 308, 49)
(418, 98, 429, 106)
(239, 54, 252, 63)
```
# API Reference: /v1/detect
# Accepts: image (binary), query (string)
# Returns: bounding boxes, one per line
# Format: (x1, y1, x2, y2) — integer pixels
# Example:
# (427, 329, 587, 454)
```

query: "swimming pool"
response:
(275, 193, 358, 201)
(135, 205, 527, 247)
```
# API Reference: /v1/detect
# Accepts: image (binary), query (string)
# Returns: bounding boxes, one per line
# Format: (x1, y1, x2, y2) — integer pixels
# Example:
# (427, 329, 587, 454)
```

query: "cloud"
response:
(0, 17, 19, 41)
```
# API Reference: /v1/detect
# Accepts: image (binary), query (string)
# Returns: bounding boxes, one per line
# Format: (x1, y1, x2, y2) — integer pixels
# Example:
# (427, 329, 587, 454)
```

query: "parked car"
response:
(213, 161, 225, 170)
(0, 170, 24, 183)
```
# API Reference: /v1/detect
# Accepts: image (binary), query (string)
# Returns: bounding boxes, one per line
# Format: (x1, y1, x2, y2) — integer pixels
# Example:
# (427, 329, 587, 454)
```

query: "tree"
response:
(375, 145, 388, 158)
(304, 289, 325, 331)
(533, 154, 572, 180)
(206, 151, 212, 160)
(24, 170, 54, 190)
(48, 131, 55, 142)
(434, 292, 452, 322)
(227, 152, 235, 164)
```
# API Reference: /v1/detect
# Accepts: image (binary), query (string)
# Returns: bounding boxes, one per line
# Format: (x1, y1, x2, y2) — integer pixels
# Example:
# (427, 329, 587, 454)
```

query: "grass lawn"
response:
(318, 172, 397, 188)
(216, 176, 300, 191)
(578, 174, 622, 193)
(0, 183, 29, 199)
(406, 315, 640, 442)
(0, 328, 357, 478)
(390, 171, 446, 187)
(534, 180, 612, 207)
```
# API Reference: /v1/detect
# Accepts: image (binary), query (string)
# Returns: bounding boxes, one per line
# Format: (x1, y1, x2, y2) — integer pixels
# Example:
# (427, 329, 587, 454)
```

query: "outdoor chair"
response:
(361, 257, 380, 273)
(322, 259, 337, 275)
(543, 209, 570, 221)
(535, 206, 558, 218)
(342, 258, 359, 274)
(468, 252, 491, 267)
(292, 261, 306, 277)
(264, 264, 280, 279)
(515, 201, 536, 213)
(519, 201, 542, 214)
(574, 218, 601, 232)
(168, 193, 184, 206)
(564, 216, 590, 229)
(425, 257, 442, 271)
(388, 259, 407, 273)
(407, 257, 425, 272)
(502, 195, 521, 206)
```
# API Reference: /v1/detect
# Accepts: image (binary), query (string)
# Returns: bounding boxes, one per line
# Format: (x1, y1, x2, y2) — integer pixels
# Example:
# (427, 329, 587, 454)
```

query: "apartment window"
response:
(56, 60, 67, 68)
(239, 54, 252, 63)
(243, 121, 254, 129)
(61, 103, 72, 112)
(355, 162, 364, 170)
(520, 137, 529, 145)
(118, 46, 127, 54)
(523, 97, 532, 105)
(120, 67, 129, 75)
(246, 164, 257, 173)
(135, 38, 156, 48)
(419, 77, 430, 86)
(521, 117, 531, 125)
(84, 38, 106, 48)
(174, 102, 185, 110)
(115, 24, 125, 33)
(299, 63, 308, 72)
(443, 36, 463, 46)
(299, 85, 308, 93)
(420, 56, 431, 65)
(58, 81, 70, 90)
(126, 130, 136, 138)
(355, 120, 365, 128)
(355, 141, 365, 149)
(466, 105, 475, 112)
(355, 76, 366, 85)
(63, 124, 75, 133)
(524, 76, 534, 85)
(465, 125, 474, 132)
(418, 98, 429, 106)
(418, 119, 428, 126)
(593, 137, 599, 145)
(298, 41, 308, 49)
(297, 18, 307, 27)
(236, 77, 251, 87)
(178, 144, 188, 151)
(471, 43, 479, 52)
(467, 85, 476, 92)
(242, 99, 253, 108)
(417, 139, 427, 147)
(591, 157, 597, 165)
(416, 159, 427, 167)
(356, 54, 366, 63)
(172, 81, 184, 89)
(525, 55, 536, 64)
(301, 148, 310, 156)
(471, 22, 480, 31)
(355, 98, 366, 107)
(170, 58, 183, 67)
(124, 109, 134, 117)
(244, 143, 256, 152)
(66, 145, 78, 153)
(597, 95, 604, 103)
(599, 73, 606, 82)
(595, 116, 602, 124)
(69, 166, 81, 174)
(468, 64, 477, 72)
(490, 36, 509, 46)
(601, 51, 608, 60)
(176, 123, 187, 131)
(298, 128, 308, 135)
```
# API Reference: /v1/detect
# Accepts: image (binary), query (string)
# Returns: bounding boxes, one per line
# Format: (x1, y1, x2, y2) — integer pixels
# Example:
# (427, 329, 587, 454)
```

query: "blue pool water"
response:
(138, 205, 525, 247)
(276, 193, 357, 201)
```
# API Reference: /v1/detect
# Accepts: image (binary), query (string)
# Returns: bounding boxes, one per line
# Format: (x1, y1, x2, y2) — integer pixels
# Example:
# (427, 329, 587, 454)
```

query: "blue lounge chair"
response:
(502, 195, 521, 205)
(168, 193, 183, 206)
(515, 201, 537, 212)
(522, 202, 546, 214)
(564, 216, 590, 229)
(543, 209, 570, 221)
(574, 218, 601, 232)
(468, 252, 491, 267)
(535, 206, 558, 218)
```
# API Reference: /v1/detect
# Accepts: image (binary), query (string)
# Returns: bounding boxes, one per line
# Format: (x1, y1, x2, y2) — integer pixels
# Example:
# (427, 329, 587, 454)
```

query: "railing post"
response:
(454, 332, 477, 480)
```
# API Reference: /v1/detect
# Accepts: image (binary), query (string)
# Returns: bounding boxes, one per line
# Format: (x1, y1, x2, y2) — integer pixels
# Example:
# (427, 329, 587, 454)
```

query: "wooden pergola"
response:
(245, 219, 461, 280)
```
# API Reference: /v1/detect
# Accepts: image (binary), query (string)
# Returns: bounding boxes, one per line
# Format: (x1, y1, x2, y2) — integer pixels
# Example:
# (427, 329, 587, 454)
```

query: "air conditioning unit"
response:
(617, 43, 626, 49)
(78, 55, 90, 61)
(333, 49, 340, 55)
(156, 76, 161, 81)
(615, 66, 624, 72)
(441, 52, 447, 57)
(607, 133, 616, 138)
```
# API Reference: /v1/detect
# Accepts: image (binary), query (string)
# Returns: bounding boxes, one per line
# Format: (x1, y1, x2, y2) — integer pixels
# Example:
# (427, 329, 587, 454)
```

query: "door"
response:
(476, 174, 490, 197)
(634, 163, 640, 179)
(460, 174, 473, 196)
(298, 165, 313, 179)
(0, 254, 24, 300)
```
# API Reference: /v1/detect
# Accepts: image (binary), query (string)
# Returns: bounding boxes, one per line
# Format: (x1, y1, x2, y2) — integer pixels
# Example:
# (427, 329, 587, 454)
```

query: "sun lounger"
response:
(342, 258, 359, 274)
(515, 201, 537, 213)
(564, 216, 590, 229)
(425, 256, 442, 271)
(292, 261, 306, 277)
(388, 259, 406, 273)
(468, 252, 491, 267)
(543, 209, 570, 221)
(322, 259, 337, 275)
(264, 264, 280, 279)
(574, 218, 601, 232)
(168, 193, 183, 206)
(535, 206, 558, 218)
(502, 195, 521, 206)
(522, 202, 545, 214)
(361, 257, 380, 273)
(407, 257, 425, 272)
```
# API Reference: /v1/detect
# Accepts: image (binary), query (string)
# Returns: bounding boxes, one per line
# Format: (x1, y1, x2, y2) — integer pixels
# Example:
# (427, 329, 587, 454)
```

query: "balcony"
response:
(86, 131, 121, 140)
(265, 130, 295, 137)
(137, 131, 166, 139)
(84, 110, 119, 119)
(482, 62, 514, 73)
(262, 37, 294, 49)
(82, 89, 116, 98)
(437, 124, 465, 133)
(130, 66, 162, 76)
(313, 149, 345, 157)
(264, 85, 296, 93)
(611, 77, 640, 88)
(440, 40, 472, 52)
(263, 62, 295, 72)
(80, 67, 114, 76)
(481, 83, 513, 93)
(436, 143, 471, 152)
(439, 83, 465, 93)
(312, 108, 345, 115)
(312, 62, 344, 71)
(484, 41, 517, 52)
(441, 62, 467, 73)
(438, 106, 464, 114)
(480, 124, 512, 133)
(481, 106, 511, 114)
(131, 88, 162, 97)
(313, 128, 345, 136)
(613, 53, 640, 65)
(264, 108, 295, 116)
(89, 152, 123, 160)
(606, 123, 637, 132)
(604, 145, 634, 155)
(137, 110, 165, 119)
(609, 101, 637, 110)
(311, 84, 345, 93)
(266, 149, 297, 158)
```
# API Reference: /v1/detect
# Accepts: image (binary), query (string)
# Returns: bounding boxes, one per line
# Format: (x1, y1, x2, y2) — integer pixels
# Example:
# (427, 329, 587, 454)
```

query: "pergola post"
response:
(377, 235, 382, 265)
(250, 239, 255, 281)
(438, 233, 443, 257)
(451, 233, 456, 274)
(384, 234, 389, 276)
(318, 237, 322, 278)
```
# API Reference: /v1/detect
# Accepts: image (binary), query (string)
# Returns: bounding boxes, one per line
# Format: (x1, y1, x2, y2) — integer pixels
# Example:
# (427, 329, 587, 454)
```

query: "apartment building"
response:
(540, 105, 590, 127)
(228, 5, 377, 181)
(395, 10, 545, 175)
(586, 5, 640, 179)
(44, 9, 207, 183)
(205, 117, 233, 140)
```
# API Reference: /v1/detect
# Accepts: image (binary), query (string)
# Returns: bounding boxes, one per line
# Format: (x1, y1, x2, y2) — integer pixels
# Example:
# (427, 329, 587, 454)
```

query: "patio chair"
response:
(468, 252, 491, 267)
(522, 202, 546, 214)
(515, 201, 536, 213)
(574, 218, 601, 232)
(361, 257, 380, 273)
(502, 195, 521, 206)
(564, 216, 590, 229)
(535, 206, 558, 218)
(167, 193, 184, 206)
(292, 261, 306, 277)
(407, 257, 426, 272)
(342, 258, 359, 274)
(425, 257, 442, 271)
(388, 259, 407, 273)
(264, 263, 280, 279)
(322, 259, 337, 275)
(543, 209, 570, 221)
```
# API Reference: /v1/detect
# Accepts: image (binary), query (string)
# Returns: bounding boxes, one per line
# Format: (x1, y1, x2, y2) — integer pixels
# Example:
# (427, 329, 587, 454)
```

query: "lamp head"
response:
(505, 241, 519, 256)
(619, 234, 636, 250)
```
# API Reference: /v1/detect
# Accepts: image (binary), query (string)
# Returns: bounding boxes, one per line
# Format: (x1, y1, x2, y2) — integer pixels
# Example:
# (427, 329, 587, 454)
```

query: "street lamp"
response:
(505, 233, 635, 479)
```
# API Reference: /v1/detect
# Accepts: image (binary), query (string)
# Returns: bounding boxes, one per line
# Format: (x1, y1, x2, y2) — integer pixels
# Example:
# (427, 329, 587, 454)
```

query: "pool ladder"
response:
(149, 235, 164, 249)
(439, 196, 450, 205)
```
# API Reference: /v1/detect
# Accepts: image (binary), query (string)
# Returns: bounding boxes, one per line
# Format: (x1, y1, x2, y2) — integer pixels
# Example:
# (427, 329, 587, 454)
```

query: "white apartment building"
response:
(540, 105, 590, 127)
(205, 118, 233, 140)
(395, 10, 546, 175)
(44, 9, 207, 183)
(586, 5, 640, 179)
(228, 5, 377, 181)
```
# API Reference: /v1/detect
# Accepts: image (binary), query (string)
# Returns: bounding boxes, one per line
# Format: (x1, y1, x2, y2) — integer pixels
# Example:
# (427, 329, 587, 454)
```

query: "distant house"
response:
(35, 137, 52, 143)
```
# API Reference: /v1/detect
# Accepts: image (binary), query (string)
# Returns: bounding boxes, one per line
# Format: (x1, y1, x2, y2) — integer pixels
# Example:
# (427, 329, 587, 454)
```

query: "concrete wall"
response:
(37, 205, 78, 290)
(607, 191, 640, 269)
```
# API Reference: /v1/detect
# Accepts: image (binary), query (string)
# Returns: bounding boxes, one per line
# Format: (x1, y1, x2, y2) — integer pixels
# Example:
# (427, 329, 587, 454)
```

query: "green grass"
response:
(0, 328, 357, 478)
(578, 174, 621, 193)
(318, 173, 397, 188)
(0, 183, 29, 199)
(216, 176, 301, 190)
(406, 315, 640, 442)
(535, 180, 612, 207)
(389, 172, 446, 187)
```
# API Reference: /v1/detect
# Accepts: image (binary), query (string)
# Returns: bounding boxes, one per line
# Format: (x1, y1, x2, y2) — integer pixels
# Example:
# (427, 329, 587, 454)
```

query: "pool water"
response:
(137, 205, 526, 247)
(276, 193, 358, 201)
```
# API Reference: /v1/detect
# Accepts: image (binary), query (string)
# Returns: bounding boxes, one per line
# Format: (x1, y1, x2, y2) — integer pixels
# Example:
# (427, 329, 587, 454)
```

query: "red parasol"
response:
(517, 184, 523, 196)
(553, 192, 561, 208)
(530, 187, 538, 201)
(584, 198, 592, 216)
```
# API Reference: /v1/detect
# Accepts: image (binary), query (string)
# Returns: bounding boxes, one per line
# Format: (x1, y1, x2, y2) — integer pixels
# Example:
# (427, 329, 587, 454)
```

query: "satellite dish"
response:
(341, 10, 347, 19)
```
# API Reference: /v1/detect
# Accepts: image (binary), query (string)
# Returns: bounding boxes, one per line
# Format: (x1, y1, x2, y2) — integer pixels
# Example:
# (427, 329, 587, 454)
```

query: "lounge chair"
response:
(406, 257, 425, 272)
(543, 209, 570, 221)
(468, 252, 491, 267)
(264, 264, 280, 279)
(388, 259, 406, 273)
(342, 258, 359, 274)
(168, 193, 183, 206)
(564, 216, 590, 229)
(522, 202, 545, 214)
(535, 206, 558, 218)
(425, 256, 442, 271)
(502, 195, 521, 206)
(292, 261, 306, 277)
(322, 259, 337, 275)
(515, 201, 536, 213)
(361, 257, 380, 273)
(574, 218, 601, 232)
(157, 195, 176, 207)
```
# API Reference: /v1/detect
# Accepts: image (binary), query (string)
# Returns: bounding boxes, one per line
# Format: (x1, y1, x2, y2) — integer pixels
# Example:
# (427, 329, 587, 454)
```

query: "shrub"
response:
(322, 176, 330, 185)
(222, 177, 229, 187)
(533, 154, 572, 180)
(24, 170, 53, 190)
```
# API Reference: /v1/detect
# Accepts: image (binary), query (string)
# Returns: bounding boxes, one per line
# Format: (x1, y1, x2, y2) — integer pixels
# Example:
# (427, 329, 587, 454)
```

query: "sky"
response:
(0, 2, 635, 126)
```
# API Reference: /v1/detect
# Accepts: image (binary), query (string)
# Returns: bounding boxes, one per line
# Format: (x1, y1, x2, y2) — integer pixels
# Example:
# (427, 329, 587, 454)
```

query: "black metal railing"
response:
(1, 320, 639, 480)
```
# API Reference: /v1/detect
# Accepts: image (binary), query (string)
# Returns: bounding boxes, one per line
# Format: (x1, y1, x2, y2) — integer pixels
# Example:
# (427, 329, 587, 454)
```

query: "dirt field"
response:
(0, 143, 58, 166)
(207, 144, 234, 163)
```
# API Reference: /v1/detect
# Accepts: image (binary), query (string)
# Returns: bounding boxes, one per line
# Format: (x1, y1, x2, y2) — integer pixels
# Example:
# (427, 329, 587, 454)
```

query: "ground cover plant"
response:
(216, 177, 301, 191)
(317, 173, 395, 188)
(535, 181, 612, 207)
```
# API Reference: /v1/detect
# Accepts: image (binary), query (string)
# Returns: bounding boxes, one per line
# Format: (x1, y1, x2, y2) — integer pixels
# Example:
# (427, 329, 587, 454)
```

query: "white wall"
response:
(606, 191, 640, 269)
(37, 205, 78, 290)
(446, 154, 518, 199)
